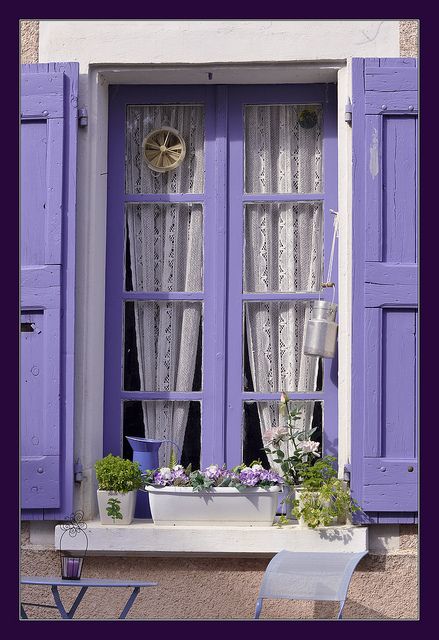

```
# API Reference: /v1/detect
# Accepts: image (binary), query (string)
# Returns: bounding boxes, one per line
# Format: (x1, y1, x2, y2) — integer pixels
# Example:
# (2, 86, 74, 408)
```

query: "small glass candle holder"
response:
(59, 511, 88, 580)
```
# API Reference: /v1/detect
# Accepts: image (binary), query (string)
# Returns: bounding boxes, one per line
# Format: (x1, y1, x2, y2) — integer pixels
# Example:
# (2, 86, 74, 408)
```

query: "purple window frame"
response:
(104, 84, 338, 466)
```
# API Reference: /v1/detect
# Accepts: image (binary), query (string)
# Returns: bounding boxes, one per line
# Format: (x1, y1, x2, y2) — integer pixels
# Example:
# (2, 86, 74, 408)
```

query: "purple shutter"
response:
(21, 63, 78, 519)
(351, 58, 418, 524)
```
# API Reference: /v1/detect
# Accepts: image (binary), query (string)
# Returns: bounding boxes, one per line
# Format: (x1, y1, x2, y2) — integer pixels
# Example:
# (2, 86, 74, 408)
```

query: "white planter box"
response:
(97, 489, 137, 525)
(144, 486, 281, 526)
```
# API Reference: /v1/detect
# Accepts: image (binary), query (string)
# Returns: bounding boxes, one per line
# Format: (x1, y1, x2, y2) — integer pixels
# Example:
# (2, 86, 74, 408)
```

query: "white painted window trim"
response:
(71, 61, 352, 524)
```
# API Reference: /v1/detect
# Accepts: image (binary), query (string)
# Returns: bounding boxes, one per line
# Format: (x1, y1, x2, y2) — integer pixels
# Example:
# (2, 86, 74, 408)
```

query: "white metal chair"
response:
(255, 549, 368, 620)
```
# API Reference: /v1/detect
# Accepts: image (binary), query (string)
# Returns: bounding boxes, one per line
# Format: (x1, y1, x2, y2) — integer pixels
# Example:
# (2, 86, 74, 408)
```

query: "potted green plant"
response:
(94, 454, 143, 524)
(292, 456, 361, 528)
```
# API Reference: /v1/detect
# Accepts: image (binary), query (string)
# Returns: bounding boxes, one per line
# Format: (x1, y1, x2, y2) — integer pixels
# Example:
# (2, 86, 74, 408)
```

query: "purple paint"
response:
(105, 84, 339, 471)
(226, 84, 338, 466)
(351, 58, 418, 522)
(21, 63, 78, 520)
(104, 86, 216, 462)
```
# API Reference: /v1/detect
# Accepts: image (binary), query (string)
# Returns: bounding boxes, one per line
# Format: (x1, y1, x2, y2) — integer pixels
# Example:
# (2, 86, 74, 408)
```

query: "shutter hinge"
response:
(74, 459, 83, 483)
(343, 463, 351, 482)
(78, 107, 88, 127)
(344, 98, 352, 125)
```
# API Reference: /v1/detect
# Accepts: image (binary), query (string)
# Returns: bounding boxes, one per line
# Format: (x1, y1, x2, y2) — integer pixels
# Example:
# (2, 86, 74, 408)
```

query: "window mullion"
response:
(200, 86, 228, 467)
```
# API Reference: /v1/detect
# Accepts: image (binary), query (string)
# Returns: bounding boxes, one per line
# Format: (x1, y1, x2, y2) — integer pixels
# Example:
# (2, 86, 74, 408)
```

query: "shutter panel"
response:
(351, 58, 418, 524)
(20, 63, 78, 519)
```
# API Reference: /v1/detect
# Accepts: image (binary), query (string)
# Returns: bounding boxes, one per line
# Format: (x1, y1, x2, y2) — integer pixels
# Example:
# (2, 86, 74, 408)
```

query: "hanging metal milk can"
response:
(126, 436, 181, 519)
(303, 209, 339, 359)
(303, 300, 338, 358)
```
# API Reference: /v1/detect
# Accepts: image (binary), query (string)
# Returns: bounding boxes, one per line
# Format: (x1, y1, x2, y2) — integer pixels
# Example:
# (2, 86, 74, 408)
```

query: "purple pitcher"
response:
(126, 437, 181, 519)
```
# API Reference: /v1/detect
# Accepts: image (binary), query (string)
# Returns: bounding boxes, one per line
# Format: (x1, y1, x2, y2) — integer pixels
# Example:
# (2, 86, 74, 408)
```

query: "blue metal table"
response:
(21, 576, 158, 620)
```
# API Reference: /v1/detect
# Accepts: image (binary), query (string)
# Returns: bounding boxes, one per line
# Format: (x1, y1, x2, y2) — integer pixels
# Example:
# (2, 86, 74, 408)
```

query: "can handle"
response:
(161, 439, 182, 460)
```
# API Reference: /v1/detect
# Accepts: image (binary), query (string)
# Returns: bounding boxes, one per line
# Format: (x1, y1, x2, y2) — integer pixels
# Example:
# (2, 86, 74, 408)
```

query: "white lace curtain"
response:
(125, 104, 205, 466)
(125, 102, 323, 468)
(126, 203, 203, 466)
(244, 105, 323, 472)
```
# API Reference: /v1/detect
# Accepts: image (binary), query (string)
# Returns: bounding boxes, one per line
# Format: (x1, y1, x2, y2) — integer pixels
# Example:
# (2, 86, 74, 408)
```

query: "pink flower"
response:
(262, 426, 289, 444)
(297, 440, 320, 456)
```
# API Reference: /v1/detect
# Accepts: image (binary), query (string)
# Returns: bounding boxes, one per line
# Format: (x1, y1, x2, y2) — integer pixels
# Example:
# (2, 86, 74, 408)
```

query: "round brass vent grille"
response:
(142, 126, 186, 173)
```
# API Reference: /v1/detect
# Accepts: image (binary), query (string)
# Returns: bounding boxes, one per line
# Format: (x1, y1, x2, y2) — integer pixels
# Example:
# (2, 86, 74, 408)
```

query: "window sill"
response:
(54, 519, 368, 557)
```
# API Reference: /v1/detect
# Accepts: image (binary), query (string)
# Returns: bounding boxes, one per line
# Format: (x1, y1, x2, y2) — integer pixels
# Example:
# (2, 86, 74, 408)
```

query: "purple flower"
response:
(203, 465, 223, 481)
(259, 469, 284, 484)
(153, 467, 172, 486)
(238, 467, 261, 486)
(171, 466, 189, 485)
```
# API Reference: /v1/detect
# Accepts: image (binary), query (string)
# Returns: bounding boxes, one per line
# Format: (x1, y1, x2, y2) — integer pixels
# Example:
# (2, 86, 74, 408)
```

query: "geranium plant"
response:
(143, 461, 283, 492)
(262, 392, 321, 486)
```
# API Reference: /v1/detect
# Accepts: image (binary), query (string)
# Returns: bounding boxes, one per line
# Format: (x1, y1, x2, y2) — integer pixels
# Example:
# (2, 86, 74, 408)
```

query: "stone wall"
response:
(400, 20, 419, 57)
(20, 20, 39, 63)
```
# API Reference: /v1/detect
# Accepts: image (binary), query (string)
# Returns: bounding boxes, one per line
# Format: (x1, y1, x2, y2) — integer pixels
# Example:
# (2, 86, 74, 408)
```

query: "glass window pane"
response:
(124, 301, 202, 391)
(245, 104, 323, 194)
(244, 201, 323, 293)
(123, 400, 201, 469)
(242, 400, 322, 471)
(126, 104, 205, 194)
(243, 301, 321, 392)
(125, 203, 203, 292)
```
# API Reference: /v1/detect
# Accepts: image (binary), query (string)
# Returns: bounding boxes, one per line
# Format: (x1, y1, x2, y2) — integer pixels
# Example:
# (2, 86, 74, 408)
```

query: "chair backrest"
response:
(258, 550, 368, 602)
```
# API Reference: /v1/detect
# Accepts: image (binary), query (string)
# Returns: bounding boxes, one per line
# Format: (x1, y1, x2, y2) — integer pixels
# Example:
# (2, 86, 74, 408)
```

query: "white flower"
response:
(250, 464, 264, 471)
(206, 464, 219, 473)
(172, 465, 184, 471)
(159, 467, 172, 480)
(262, 426, 288, 443)
(297, 440, 320, 456)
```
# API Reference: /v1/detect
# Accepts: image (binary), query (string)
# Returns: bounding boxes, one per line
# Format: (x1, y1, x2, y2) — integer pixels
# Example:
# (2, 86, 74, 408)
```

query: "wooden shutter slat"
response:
(365, 115, 382, 261)
(364, 459, 417, 484)
(364, 308, 382, 457)
(20, 72, 64, 118)
(21, 457, 60, 509)
(365, 68, 417, 91)
(365, 92, 418, 114)
(362, 484, 417, 511)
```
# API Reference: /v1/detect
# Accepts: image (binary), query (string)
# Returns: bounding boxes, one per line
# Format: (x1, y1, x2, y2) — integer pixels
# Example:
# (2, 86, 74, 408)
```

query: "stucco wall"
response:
(20, 20, 39, 63)
(20, 523, 418, 620)
(37, 20, 402, 71)
(20, 20, 420, 65)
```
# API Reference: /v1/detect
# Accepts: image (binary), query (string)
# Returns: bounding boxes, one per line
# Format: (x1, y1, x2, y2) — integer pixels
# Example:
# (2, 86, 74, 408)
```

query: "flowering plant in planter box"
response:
(143, 461, 284, 492)
(143, 462, 284, 526)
